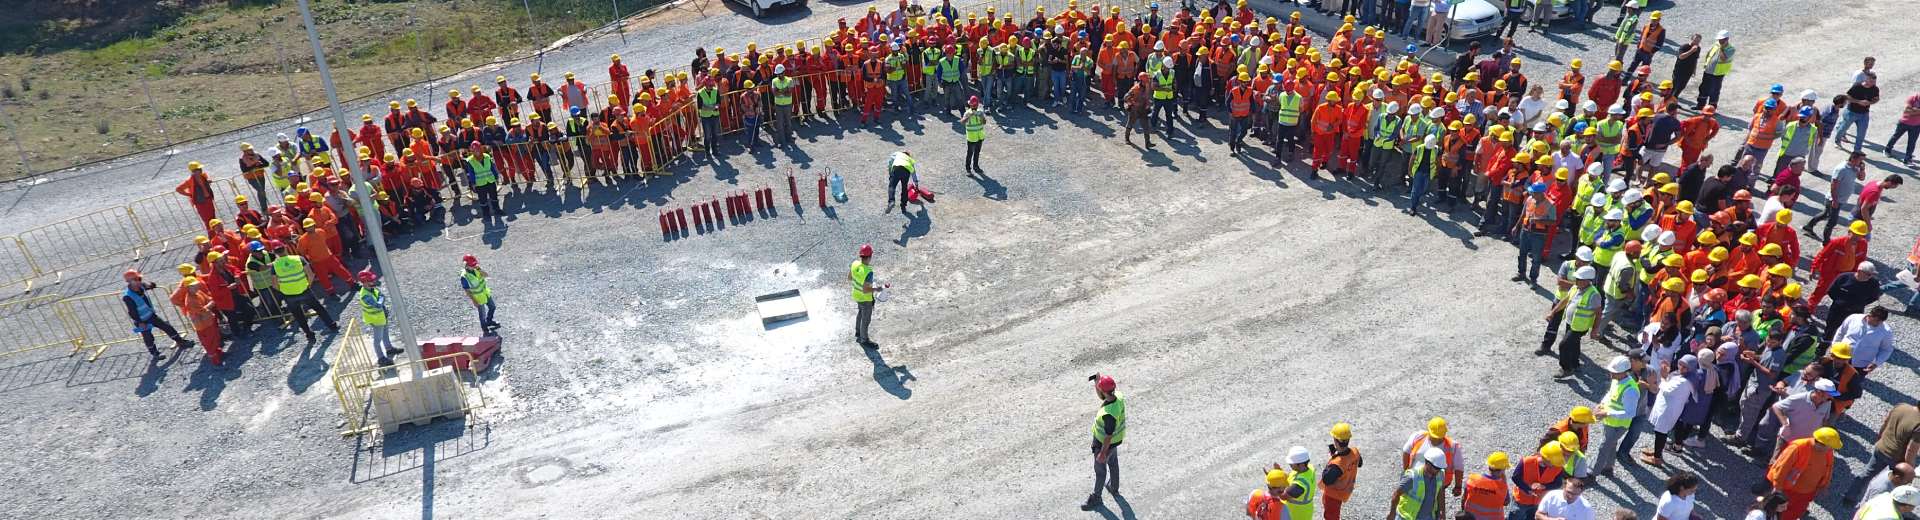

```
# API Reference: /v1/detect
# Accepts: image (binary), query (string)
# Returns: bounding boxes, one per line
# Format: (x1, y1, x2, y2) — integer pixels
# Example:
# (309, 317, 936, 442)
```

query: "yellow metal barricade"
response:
(0, 236, 40, 289)
(59, 290, 185, 362)
(0, 294, 84, 360)
(127, 189, 216, 245)
(15, 207, 147, 276)
(330, 319, 487, 437)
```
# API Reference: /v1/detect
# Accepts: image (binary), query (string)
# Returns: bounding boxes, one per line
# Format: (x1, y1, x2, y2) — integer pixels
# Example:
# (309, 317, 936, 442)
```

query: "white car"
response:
(1442, 0, 1573, 40)
(734, 0, 806, 17)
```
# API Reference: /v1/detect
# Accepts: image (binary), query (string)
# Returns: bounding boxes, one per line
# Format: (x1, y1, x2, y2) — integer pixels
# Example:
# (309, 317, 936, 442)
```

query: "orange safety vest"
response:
(1461, 472, 1509, 520)
(1323, 447, 1362, 502)
(1230, 86, 1253, 118)
(1511, 456, 1563, 506)
(1403, 434, 1460, 483)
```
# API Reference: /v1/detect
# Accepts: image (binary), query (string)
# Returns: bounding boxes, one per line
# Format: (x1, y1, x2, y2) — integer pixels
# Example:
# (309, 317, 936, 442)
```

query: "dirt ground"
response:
(3, 0, 1920, 518)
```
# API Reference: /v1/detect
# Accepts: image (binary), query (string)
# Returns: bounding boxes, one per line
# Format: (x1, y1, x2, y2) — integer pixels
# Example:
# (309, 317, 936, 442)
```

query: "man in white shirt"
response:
(1836, 306, 1896, 373)
(1535, 477, 1594, 520)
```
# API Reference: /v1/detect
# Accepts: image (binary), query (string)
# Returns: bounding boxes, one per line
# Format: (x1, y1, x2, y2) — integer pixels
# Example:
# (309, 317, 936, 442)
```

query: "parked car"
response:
(733, 0, 806, 17)
(1442, 0, 1573, 40)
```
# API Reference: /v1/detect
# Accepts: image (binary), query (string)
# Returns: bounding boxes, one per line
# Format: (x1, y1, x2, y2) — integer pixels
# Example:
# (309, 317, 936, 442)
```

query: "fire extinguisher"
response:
(787, 172, 800, 207)
(659, 211, 671, 237)
(674, 207, 687, 231)
(817, 174, 827, 209)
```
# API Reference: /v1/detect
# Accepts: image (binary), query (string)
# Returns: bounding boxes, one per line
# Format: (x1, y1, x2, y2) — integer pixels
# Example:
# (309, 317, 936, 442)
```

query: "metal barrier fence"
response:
(2, 177, 243, 291)
(0, 295, 82, 360)
(330, 317, 486, 438)
(59, 290, 189, 362)
(0, 236, 37, 289)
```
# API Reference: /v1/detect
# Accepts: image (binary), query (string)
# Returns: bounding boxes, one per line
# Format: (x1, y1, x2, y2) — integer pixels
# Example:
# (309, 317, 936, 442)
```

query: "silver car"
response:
(1442, 0, 1573, 40)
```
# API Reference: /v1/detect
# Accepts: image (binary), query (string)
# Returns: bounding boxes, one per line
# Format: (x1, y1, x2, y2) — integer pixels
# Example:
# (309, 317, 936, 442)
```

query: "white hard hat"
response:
(1800, 89, 1818, 101)
(1622, 190, 1644, 205)
(1423, 447, 1448, 468)
(1555, 99, 1571, 110)
(1163, 56, 1176, 68)
(1580, 100, 1598, 112)
(1604, 208, 1625, 220)
(1287, 446, 1311, 464)
(1658, 230, 1677, 246)
(1575, 265, 1597, 280)
(1154, 41, 1166, 51)
(1640, 224, 1664, 243)
(1589, 194, 1609, 207)
(1386, 101, 1401, 113)
(1586, 163, 1606, 175)
(774, 64, 786, 74)
(1605, 355, 1633, 373)
(1576, 246, 1595, 262)
(1261, 55, 1274, 66)
(1428, 107, 1444, 119)
(1424, 134, 1440, 147)
(1608, 103, 1627, 115)
(1533, 122, 1549, 132)
(1716, 30, 1730, 39)
(1894, 485, 1920, 506)
(1607, 179, 1629, 193)
(1373, 89, 1386, 100)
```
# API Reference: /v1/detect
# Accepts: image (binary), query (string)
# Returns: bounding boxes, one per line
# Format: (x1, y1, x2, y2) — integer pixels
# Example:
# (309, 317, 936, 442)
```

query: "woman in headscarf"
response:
(1643, 352, 1697, 466)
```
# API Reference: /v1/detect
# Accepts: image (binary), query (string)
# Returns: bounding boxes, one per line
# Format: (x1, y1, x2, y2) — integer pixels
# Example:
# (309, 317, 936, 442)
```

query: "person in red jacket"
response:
(494, 75, 524, 124)
(1587, 61, 1624, 113)
(1339, 94, 1371, 177)
(176, 161, 219, 232)
(465, 85, 497, 125)
(1808, 220, 1873, 308)
(353, 114, 385, 161)
(609, 54, 632, 106)
(1677, 106, 1719, 168)
(1309, 91, 1344, 179)
(1755, 209, 1802, 265)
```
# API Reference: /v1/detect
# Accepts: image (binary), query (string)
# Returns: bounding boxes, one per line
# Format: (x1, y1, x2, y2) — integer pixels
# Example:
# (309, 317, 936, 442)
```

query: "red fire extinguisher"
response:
(817, 174, 827, 209)
(659, 211, 671, 236)
(787, 172, 799, 207)
(674, 207, 687, 231)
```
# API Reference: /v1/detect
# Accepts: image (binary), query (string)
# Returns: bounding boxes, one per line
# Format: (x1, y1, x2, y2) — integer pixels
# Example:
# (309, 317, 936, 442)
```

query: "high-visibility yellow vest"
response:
(921, 47, 940, 74)
(976, 48, 996, 76)
(850, 261, 873, 302)
(696, 88, 720, 117)
(886, 53, 908, 81)
(1568, 286, 1600, 332)
(1706, 44, 1734, 75)
(1595, 119, 1626, 154)
(1285, 467, 1318, 520)
(467, 154, 498, 186)
(772, 76, 794, 106)
(1373, 116, 1402, 148)
(359, 286, 388, 326)
(272, 255, 310, 296)
(462, 269, 491, 305)
(1092, 395, 1126, 443)
(1153, 70, 1175, 100)
(940, 55, 964, 82)
(1275, 92, 1303, 126)
(965, 110, 986, 142)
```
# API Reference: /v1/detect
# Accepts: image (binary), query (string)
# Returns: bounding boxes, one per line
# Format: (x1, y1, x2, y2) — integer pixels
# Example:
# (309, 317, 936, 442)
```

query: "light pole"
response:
(296, 0, 424, 378)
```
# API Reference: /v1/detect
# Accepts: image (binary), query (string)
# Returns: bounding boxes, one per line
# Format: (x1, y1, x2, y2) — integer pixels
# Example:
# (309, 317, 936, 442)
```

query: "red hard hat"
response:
(858, 244, 874, 257)
(123, 269, 141, 280)
(267, 239, 286, 249)
(357, 269, 379, 283)
(969, 95, 981, 106)
(1094, 374, 1117, 393)
(462, 254, 479, 266)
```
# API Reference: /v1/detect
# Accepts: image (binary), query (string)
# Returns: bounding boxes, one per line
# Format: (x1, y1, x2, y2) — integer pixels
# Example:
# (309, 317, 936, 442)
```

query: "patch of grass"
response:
(76, 37, 163, 68)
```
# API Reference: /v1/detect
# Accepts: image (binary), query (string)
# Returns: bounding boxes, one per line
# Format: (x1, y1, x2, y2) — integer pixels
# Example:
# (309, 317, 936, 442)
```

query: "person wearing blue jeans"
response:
(1512, 184, 1553, 282)
(1407, 136, 1438, 215)
(1404, 0, 1430, 38)
(1837, 74, 1879, 153)
(891, 78, 915, 113)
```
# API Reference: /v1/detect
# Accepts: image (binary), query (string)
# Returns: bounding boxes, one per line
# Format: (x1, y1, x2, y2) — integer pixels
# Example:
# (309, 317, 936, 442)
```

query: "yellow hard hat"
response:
(1831, 342, 1854, 360)
(187, 161, 203, 170)
(1583, 127, 1599, 136)
(1768, 263, 1794, 277)
(1737, 274, 1763, 289)
(1327, 71, 1341, 82)
(1662, 277, 1685, 292)
(1265, 469, 1289, 488)
(1557, 431, 1580, 449)
(1555, 167, 1569, 180)
(1535, 155, 1553, 166)
(1608, 60, 1623, 72)
(406, 98, 419, 107)
(1689, 269, 1709, 283)
(1427, 417, 1448, 439)
(1660, 80, 1674, 89)
(1649, 10, 1663, 20)
(234, 195, 249, 205)
(302, 217, 318, 228)
(449, 90, 461, 98)
(1850, 220, 1870, 236)
(243, 228, 261, 238)
(192, 236, 209, 245)
(1510, 58, 1522, 66)
(1540, 442, 1566, 466)
(1331, 422, 1353, 441)
(1759, 243, 1784, 256)
(1500, 131, 1515, 143)
(1782, 282, 1804, 298)
(1531, 141, 1550, 153)
(284, 195, 298, 204)
(1636, 108, 1654, 117)
(1570, 406, 1595, 424)
(530, 72, 541, 81)
(1696, 230, 1719, 245)
(1676, 200, 1695, 214)
(1448, 121, 1464, 131)
(1486, 451, 1512, 471)
(206, 251, 225, 262)
(360, 114, 373, 122)
(610, 53, 621, 61)
(1326, 92, 1341, 102)
(1814, 427, 1842, 449)
(1662, 254, 1685, 268)
(308, 192, 325, 202)
(1239, 72, 1251, 81)
(1659, 183, 1681, 195)
(1513, 152, 1534, 163)
(1708, 247, 1729, 263)
(176, 263, 196, 275)
(1570, 59, 1584, 69)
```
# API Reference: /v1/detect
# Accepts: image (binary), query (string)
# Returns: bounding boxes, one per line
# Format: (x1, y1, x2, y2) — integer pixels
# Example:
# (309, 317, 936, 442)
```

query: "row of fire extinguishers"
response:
(658, 168, 845, 240)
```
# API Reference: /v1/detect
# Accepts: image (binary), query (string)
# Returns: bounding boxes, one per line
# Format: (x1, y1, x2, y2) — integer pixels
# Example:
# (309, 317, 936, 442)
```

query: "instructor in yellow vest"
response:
(461, 254, 500, 335)
(356, 269, 404, 366)
(272, 239, 338, 343)
(962, 97, 988, 175)
(1082, 373, 1126, 511)
(851, 244, 883, 348)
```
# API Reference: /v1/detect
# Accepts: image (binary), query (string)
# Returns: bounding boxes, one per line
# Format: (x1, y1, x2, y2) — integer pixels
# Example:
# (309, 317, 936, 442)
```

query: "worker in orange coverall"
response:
(1310, 90, 1345, 179)
(298, 218, 353, 296)
(176, 161, 219, 233)
(170, 269, 224, 365)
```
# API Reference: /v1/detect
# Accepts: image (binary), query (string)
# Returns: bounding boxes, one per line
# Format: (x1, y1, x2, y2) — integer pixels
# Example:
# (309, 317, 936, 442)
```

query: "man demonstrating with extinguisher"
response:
(1082, 373, 1126, 511)
(852, 244, 886, 348)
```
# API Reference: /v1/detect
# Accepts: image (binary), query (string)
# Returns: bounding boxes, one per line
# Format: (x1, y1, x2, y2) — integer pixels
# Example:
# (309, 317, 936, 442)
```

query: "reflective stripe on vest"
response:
(1599, 378, 1638, 427)
(1396, 468, 1434, 520)
(965, 112, 986, 142)
(1596, 120, 1625, 153)
(1569, 286, 1600, 331)
(1512, 458, 1562, 506)
(772, 77, 795, 105)
(1276, 93, 1302, 126)
(1461, 473, 1506, 520)
(1779, 121, 1809, 156)
(886, 54, 907, 80)
(1285, 467, 1317, 520)
(851, 261, 873, 302)
(697, 88, 720, 117)
(1153, 71, 1175, 100)
(1092, 395, 1127, 443)
(921, 48, 940, 74)
(1323, 449, 1361, 502)
(941, 56, 964, 82)
(1373, 117, 1401, 148)
(1230, 88, 1252, 117)
(467, 154, 498, 186)
(125, 287, 155, 319)
(359, 286, 388, 326)
(273, 255, 310, 296)
(976, 49, 996, 75)
(462, 269, 491, 304)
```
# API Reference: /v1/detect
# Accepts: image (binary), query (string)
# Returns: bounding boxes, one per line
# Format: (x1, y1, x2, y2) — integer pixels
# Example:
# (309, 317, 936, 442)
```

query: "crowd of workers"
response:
(93, 0, 1920, 516)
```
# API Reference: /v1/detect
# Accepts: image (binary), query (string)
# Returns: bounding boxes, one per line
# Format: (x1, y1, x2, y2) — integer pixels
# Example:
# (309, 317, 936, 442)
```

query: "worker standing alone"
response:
(851, 244, 885, 348)
(123, 269, 195, 358)
(176, 162, 219, 233)
(962, 97, 988, 175)
(461, 254, 500, 335)
(1082, 373, 1125, 511)
(357, 270, 403, 366)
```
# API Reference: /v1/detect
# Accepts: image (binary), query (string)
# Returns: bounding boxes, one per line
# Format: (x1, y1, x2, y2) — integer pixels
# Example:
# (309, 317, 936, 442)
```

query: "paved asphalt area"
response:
(3, 0, 1920, 518)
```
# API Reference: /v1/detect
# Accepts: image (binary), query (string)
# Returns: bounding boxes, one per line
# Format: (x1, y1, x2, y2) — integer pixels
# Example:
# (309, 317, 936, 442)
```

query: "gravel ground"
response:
(3, 1, 1920, 519)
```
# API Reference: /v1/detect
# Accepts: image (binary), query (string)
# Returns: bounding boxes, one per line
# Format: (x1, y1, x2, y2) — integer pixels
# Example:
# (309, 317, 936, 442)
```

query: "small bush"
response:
(94, 120, 110, 135)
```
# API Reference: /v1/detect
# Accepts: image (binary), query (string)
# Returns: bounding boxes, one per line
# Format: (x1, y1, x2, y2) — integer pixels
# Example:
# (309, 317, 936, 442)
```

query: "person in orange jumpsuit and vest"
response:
(465, 85, 497, 126)
(382, 100, 410, 154)
(203, 249, 256, 336)
(170, 266, 224, 366)
(1227, 73, 1256, 156)
(1402, 417, 1465, 498)
(444, 90, 468, 128)
(298, 218, 352, 297)
(494, 75, 523, 124)
(1460, 452, 1511, 520)
(526, 72, 555, 123)
(609, 54, 631, 107)
(176, 161, 219, 234)
(306, 192, 343, 258)
(1755, 209, 1802, 265)
(1509, 442, 1566, 520)
(354, 114, 385, 161)
(1338, 92, 1371, 177)
(1321, 422, 1362, 520)
(1310, 90, 1344, 179)
(1808, 220, 1873, 308)
(1768, 426, 1841, 520)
